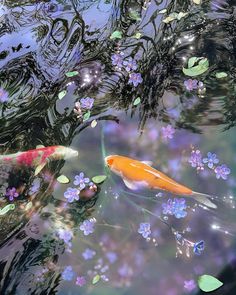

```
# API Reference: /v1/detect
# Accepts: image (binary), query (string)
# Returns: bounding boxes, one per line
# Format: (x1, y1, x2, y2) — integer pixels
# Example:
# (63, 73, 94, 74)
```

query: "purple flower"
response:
(106, 251, 118, 264)
(80, 97, 94, 109)
(161, 125, 175, 140)
(128, 73, 143, 87)
(138, 222, 151, 239)
(0, 88, 8, 103)
(64, 187, 80, 203)
(111, 52, 124, 68)
(188, 150, 204, 170)
(193, 240, 205, 255)
(79, 219, 95, 235)
(202, 152, 219, 169)
(123, 57, 138, 72)
(162, 198, 187, 219)
(76, 276, 86, 287)
(118, 263, 133, 277)
(5, 187, 19, 201)
(184, 280, 196, 292)
(82, 248, 96, 260)
(73, 172, 90, 189)
(62, 266, 74, 281)
(214, 164, 231, 180)
(58, 229, 73, 245)
(184, 79, 199, 91)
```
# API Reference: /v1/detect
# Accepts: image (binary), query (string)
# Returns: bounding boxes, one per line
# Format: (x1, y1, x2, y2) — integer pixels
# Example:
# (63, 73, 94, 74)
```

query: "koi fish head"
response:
(53, 146, 79, 160)
(105, 155, 120, 169)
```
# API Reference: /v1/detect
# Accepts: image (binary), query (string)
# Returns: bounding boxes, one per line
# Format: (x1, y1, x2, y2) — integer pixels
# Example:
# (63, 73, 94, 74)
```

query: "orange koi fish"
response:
(105, 155, 217, 209)
(0, 145, 78, 176)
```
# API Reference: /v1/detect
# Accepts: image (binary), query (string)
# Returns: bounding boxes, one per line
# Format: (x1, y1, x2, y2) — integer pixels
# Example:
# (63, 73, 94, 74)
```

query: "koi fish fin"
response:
(36, 145, 45, 149)
(191, 191, 217, 209)
(35, 161, 47, 176)
(123, 179, 140, 190)
(141, 161, 153, 166)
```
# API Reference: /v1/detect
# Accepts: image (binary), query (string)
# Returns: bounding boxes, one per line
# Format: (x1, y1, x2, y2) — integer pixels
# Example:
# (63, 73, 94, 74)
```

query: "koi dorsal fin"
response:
(36, 145, 45, 149)
(141, 161, 153, 166)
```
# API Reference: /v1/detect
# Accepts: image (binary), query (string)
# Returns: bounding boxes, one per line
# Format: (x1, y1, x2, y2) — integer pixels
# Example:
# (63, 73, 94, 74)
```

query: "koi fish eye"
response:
(105, 156, 114, 167)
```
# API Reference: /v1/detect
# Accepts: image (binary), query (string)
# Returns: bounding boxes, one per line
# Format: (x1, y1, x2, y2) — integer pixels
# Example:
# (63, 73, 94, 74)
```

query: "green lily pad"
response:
(92, 175, 107, 184)
(133, 97, 141, 106)
(215, 72, 228, 79)
(83, 111, 91, 121)
(110, 30, 122, 40)
(0, 204, 15, 215)
(198, 275, 223, 292)
(129, 10, 141, 21)
(57, 175, 70, 184)
(92, 274, 100, 285)
(188, 57, 202, 68)
(183, 58, 209, 77)
(58, 90, 67, 100)
(66, 71, 79, 77)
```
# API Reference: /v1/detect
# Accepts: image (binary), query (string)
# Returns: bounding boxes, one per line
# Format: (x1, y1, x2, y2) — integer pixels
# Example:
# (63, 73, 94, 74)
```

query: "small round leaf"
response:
(57, 175, 70, 184)
(198, 275, 223, 292)
(92, 175, 107, 184)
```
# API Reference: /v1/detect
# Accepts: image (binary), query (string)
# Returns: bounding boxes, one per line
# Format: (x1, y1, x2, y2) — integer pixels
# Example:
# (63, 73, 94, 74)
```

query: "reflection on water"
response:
(0, 0, 236, 294)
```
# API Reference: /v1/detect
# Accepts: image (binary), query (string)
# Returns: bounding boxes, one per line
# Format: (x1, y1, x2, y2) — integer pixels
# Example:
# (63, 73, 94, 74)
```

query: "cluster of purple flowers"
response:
(61, 266, 86, 287)
(161, 125, 175, 141)
(79, 219, 96, 236)
(5, 187, 19, 202)
(58, 229, 73, 248)
(111, 52, 143, 87)
(64, 172, 93, 203)
(138, 222, 151, 239)
(189, 150, 231, 180)
(184, 79, 204, 91)
(162, 198, 187, 219)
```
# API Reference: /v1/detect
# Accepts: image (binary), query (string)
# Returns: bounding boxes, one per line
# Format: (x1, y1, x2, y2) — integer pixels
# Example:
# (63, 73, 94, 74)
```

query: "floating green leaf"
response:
(83, 111, 91, 121)
(163, 12, 188, 23)
(133, 97, 141, 106)
(57, 175, 70, 184)
(58, 90, 67, 100)
(92, 175, 107, 184)
(198, 275, 223, 292)
(0, 204, 15, 215)
(188, 57, 201, 68)
(129, 10, 141, 21)
(183, 58, 209, 77)
(215, 72, 228, 79)
(133, 32, 142, 39)
(66, 71, 79, 77)
(110, 30, 122, 40)
(92, 274, 100, 285)
(159, 9, 167, 14)
(91, 120, 97, 128)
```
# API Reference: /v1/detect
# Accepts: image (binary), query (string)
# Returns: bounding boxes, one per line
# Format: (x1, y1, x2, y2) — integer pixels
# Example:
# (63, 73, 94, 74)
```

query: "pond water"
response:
(0, 0, 236, 294)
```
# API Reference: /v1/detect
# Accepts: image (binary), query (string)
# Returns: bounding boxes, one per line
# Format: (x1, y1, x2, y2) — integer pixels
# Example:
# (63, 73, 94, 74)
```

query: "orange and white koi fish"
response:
(0, 145, 78, 176)
(105, 155, 217, 209)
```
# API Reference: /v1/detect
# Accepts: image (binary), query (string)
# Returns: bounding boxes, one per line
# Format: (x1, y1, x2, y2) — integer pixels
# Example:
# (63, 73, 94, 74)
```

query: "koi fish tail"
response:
(191, 191, 217, 209)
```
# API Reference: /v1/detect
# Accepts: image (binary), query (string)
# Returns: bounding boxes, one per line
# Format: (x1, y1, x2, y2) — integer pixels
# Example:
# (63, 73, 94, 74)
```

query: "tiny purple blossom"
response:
(188, 150, 204, 170)
(214, 164, 231, 180)
(106, 251, 118, 264)
(123, 57, 138, 72)
(161, 125, 175, 140)
(76, 276, 86, 287)
(202, 152, 219, 169)
(74, 172, 90, 189)
(184, 79, 199, 91)
(5, 187, 19, 201)
(111, 52, 124, 68)
(162, 198, 187, 219)
(138, 223, 151, 239)
(128, 73, 143, 87)
(0, 88, 8, 103)
(80, 97, 94, 109)
(64, 187, 80, 203)
(58, 229, 73, 245)
(184, 280, 196, 292)
(82, 248, 96, 260)
(79, 219, 95, 235)
(62, 266, 74, 281)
